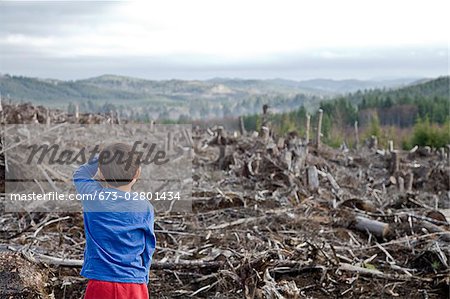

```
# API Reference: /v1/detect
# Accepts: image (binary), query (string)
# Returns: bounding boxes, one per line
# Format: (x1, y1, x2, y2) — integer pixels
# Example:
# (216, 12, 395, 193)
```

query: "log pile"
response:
(0, 102, 449, 298)
(0, 102, 120, 125)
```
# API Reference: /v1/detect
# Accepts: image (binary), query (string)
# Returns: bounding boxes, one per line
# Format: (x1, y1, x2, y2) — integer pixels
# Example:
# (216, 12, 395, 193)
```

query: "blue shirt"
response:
(73, 157, 156, 283)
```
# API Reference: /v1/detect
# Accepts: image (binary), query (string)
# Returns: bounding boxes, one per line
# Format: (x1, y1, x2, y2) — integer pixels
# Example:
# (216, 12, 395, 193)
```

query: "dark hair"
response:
(98, 143, 141, 187)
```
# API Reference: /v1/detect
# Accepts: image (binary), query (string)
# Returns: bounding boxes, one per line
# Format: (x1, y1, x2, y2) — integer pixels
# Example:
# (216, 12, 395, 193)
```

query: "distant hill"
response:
(0, 74, 423, 120)
(394, 76, 449, 98)
(292, 78, 418, 93)
(0, 75, 141, 103)
(342, 76, 449, 106)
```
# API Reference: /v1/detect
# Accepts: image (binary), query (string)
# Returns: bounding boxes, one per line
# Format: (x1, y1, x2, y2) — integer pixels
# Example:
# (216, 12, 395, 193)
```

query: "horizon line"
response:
(1, 72, 444, 83)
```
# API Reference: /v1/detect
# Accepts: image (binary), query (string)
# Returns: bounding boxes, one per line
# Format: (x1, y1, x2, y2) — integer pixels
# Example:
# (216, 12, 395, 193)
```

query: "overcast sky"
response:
(0, 0, 448, 80)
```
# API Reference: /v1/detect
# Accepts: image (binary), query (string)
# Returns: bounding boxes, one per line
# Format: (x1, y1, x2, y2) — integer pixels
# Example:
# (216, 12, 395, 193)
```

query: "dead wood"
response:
(338, 262, 433, 282)
(352, 216, 391, 239)
(1, 102, 449, 298)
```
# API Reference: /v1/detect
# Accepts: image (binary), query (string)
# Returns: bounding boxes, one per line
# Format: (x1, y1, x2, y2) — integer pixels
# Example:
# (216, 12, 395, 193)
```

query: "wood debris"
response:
(0, 102, 449, 298)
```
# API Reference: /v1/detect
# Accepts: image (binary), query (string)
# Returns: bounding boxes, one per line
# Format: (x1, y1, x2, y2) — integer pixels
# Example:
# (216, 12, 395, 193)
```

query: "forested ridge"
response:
(0, 74, 417, 121)
(244, 76, 449, 149)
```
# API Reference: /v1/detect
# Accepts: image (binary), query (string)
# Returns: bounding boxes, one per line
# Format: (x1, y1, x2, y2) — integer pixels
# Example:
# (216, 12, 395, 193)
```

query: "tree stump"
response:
(406, 172, 414, 192)
(388, 140, 394, 152)
(390, 150, 399, 174)
(368, 135, 378, 150)
(398, 176, 405, 193)
(307, 166, 319, 192)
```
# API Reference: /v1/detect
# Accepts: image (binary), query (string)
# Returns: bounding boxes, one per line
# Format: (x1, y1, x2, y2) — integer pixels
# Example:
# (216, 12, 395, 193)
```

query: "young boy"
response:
(73, 143, 156, 299)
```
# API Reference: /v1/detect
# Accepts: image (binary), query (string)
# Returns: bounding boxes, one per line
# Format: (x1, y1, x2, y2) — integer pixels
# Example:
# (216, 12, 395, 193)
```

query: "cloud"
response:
(0, 2, 117, 35)
(1, 46, 446, 80)
(0, 0, 448, 80)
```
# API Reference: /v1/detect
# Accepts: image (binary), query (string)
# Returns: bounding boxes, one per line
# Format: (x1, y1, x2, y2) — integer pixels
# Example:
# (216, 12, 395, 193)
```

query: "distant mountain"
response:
(0, 74, 421, 103)
(0, 73, 425, 120)
(0, 74, 322, 119)
(208, 77, 419, 95)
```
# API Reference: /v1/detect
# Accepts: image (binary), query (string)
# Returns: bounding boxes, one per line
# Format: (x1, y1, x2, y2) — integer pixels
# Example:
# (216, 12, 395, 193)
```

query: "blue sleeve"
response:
(73, 157, 102, 195)
(142, 208, 156, 283)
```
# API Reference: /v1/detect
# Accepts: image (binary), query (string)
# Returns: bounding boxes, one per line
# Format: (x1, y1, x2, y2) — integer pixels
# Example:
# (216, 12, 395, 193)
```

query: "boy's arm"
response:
(73, 156, 102, 195)
(142, 209, 157, 283)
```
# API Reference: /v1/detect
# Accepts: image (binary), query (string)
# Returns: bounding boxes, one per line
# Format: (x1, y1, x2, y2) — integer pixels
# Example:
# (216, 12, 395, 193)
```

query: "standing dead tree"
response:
(316, 109, 323, 149)
(239, 116, 246, 136)
(260, 104, 271, 141)
(354, 120, 359, 149)
(306, 113, 311, 145)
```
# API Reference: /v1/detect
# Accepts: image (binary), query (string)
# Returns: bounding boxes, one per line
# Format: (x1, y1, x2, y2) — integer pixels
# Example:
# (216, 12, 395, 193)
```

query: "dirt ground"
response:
(0, 103, 449, 298)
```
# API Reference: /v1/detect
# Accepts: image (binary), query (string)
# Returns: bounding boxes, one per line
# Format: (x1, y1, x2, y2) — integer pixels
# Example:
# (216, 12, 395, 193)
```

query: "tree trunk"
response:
(239, 116, 246, 136)
(316, 109, 323, 149)
(306, 114, 311, 145)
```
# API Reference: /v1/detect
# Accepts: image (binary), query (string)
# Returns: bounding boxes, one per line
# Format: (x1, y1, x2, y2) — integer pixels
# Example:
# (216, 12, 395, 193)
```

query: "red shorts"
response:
(84, 279, 149, 299)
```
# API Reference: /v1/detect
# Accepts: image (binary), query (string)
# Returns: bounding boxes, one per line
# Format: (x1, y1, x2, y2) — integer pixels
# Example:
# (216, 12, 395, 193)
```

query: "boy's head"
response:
(98, 143, 141, 187)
